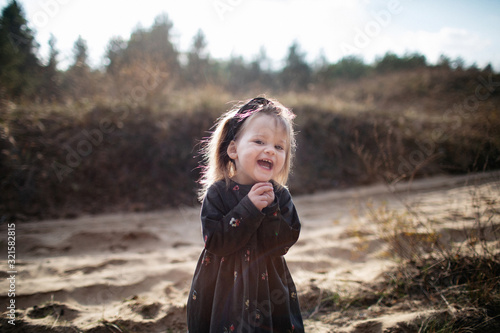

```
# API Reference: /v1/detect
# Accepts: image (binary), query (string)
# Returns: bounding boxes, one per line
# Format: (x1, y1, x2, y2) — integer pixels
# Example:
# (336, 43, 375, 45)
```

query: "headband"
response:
(227, 97, 272, 141)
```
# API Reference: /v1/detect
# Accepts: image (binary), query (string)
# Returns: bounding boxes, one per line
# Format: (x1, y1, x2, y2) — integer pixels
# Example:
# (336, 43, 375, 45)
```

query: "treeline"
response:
(1, 0, 494, 103)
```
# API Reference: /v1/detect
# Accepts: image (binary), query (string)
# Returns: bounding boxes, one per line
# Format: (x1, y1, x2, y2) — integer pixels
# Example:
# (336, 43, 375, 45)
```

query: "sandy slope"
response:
(1, 171, 499, 332)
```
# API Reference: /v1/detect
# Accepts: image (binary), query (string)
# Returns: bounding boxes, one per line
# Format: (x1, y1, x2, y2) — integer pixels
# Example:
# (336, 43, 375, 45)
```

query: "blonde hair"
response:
(198, 97, 296, 201)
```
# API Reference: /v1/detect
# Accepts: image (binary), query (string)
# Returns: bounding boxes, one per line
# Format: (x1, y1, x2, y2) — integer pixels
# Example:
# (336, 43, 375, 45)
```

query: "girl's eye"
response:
(254, 140, 264, 145)
(275, 145, 284, 151)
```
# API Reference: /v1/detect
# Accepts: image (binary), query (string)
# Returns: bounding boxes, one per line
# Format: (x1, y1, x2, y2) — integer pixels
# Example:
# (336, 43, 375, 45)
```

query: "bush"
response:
(0, 105, 215, 219)
(1, 96, 499, 220)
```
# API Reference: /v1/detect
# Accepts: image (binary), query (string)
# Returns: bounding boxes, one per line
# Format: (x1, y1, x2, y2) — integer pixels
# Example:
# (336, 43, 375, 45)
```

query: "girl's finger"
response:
(252, 182, 271, 189)
(252, 182, 273, 193)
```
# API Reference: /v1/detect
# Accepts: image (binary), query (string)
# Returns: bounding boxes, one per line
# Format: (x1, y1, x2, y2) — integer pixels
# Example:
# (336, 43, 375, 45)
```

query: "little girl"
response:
(187, 97, 304, 332)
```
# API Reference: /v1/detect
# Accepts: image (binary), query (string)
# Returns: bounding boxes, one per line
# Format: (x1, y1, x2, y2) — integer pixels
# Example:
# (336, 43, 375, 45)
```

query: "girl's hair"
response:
(198, 97, 296, 201)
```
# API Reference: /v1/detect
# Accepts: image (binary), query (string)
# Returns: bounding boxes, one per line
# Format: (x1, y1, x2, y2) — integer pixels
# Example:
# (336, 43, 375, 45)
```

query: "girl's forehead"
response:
(240, 113, 288, 136)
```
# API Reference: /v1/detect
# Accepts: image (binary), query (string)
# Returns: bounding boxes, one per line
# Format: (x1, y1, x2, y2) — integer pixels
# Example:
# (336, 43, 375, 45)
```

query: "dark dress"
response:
(187, 180, 304, 333)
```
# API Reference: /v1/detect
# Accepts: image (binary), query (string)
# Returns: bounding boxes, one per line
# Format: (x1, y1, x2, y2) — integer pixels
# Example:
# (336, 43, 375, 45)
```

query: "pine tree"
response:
(0, 0, 41, 99)
(62, 35, 93, 100)
(280, 41, 311, 91)
(185, 29, 210, 86)
(105, 36, 127, 75)
(40, 34, 62, 102)
(104, 14, 179, 99)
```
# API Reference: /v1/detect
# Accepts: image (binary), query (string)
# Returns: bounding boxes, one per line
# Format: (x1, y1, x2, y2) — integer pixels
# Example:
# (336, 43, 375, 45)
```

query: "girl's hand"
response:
(248, 182, 274, 211)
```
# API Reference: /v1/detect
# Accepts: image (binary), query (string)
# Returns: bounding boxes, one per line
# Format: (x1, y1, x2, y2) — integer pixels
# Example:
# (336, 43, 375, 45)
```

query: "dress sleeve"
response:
(257, 187, 301, 256)
(201, 184, 265, 257)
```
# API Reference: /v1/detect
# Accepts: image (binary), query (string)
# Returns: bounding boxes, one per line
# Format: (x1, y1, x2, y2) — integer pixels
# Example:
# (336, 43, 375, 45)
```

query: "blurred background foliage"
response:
(1, 0, 499, 220)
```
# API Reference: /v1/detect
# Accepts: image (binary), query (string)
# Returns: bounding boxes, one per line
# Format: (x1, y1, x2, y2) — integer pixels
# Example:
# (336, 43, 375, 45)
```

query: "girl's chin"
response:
(255, 176, 273, 183)
(244, 177, 271, 184)
(234, 171, 273, 184)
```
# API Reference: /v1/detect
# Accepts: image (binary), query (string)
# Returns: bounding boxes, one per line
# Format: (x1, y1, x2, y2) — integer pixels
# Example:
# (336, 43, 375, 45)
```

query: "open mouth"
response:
(257, 159, 273, 170)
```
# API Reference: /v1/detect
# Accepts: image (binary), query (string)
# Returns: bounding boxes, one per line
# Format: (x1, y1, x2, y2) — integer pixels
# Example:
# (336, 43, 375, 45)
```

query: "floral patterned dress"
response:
(187, 180, 304, 333)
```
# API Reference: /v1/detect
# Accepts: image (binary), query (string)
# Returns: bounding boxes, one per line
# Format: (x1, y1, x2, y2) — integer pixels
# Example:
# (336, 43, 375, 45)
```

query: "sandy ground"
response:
(1, 171, 499, 332)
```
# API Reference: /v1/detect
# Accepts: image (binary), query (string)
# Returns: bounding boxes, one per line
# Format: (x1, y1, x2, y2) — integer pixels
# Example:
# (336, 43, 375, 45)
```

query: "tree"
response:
(451, 56, 465, 70)
(39, 34, 62, 102)
(280, 41, 311, 91)
(225, 55, 249, 92)
(105, 36, 127, 75)
(375, 51, 426, 73)
(185, 29, 210, 86)
(104, 14, 180, 98)
(482, 63, 493, 73)
(149, 14, 179, 74)
(62, 35, 94, 100)
(246, 47, 278, 90)
(332, 56, 368, 79)
(375, 52, 401, 72)
(124, 14, 180, 76)
(0, 0, 41, 99)
(437, 54, 451, 69)
(72, 35, 89, 68)
(256, 46, 272, 73)
(47, 34, 58, 69)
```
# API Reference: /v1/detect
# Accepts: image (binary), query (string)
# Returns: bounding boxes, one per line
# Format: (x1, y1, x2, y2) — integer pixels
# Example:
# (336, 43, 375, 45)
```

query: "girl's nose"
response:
(265, 145, 275, 155)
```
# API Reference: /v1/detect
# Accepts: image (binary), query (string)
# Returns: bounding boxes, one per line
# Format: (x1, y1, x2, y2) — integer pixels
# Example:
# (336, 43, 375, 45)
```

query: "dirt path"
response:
(1, 171, 499, 332)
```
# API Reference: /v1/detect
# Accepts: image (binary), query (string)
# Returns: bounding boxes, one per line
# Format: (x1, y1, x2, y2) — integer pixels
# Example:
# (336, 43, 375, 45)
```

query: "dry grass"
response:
(309, 176, 500, 332)
(1, 68, 499, 219)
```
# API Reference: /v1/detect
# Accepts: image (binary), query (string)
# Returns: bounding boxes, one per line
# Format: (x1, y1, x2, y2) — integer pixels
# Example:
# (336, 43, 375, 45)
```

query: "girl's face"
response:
(227, 113, 288, 185)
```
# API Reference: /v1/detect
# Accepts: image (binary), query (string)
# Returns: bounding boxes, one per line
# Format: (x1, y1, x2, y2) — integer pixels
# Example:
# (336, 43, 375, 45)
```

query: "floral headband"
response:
(227, 97, 271, 141)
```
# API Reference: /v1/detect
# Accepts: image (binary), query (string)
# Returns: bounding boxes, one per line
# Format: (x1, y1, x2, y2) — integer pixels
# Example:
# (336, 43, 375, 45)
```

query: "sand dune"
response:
(1, 172, 499, 332)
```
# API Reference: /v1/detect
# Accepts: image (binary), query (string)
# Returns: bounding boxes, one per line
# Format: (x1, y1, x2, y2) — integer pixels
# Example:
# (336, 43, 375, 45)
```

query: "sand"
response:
(1, 171, 499, 332)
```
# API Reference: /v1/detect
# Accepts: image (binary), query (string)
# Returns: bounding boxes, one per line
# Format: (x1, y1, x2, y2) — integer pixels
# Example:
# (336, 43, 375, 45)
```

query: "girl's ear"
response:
(227, 140, 237, 160)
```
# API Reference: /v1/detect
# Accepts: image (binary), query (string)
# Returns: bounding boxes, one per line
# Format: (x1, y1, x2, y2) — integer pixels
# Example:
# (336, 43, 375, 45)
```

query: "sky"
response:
(2, 0, 499, 70)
